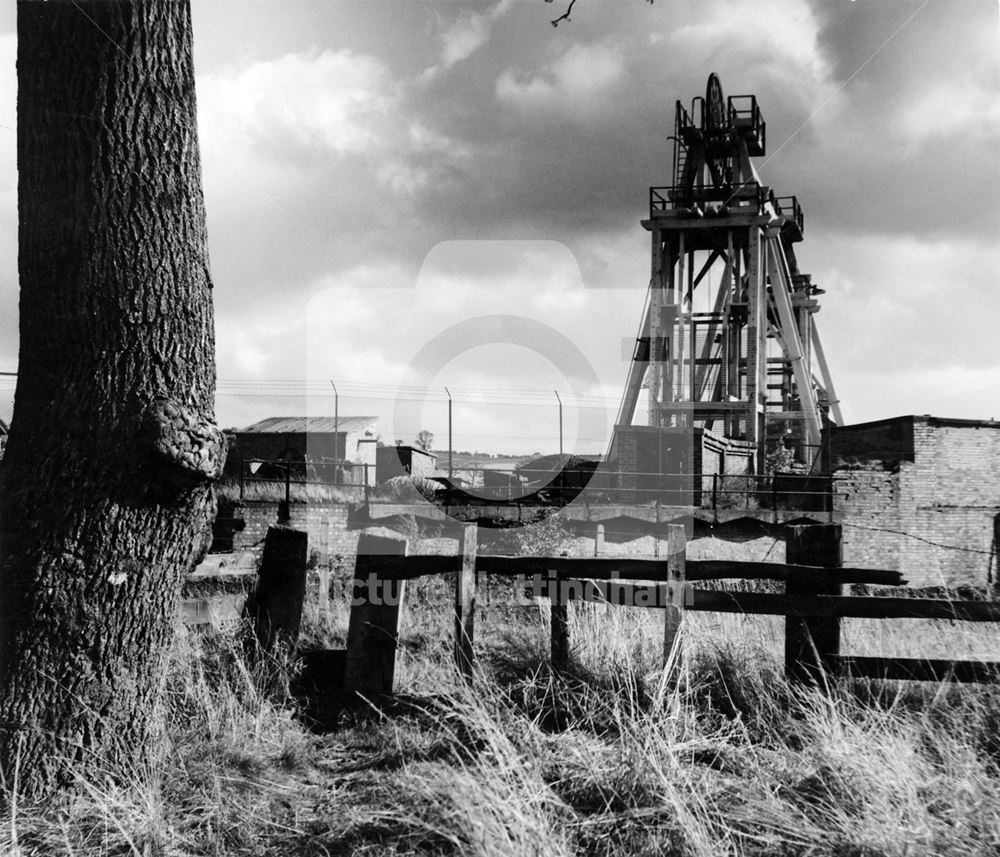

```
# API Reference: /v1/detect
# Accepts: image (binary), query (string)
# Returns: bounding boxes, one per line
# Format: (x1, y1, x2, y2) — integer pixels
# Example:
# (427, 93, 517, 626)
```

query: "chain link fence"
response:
(213, 380, 617, 498)
(215, 379, 613, 454)
(0, 377, 828, 511)
(0, 375, 617, 472)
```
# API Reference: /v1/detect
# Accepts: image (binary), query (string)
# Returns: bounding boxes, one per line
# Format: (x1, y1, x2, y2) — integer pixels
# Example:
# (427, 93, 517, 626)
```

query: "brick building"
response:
(225, 415, 378, 484)
(376, 445, 437, 482)
(605, 425, 755, 504)
(832, 416, 1000, 587)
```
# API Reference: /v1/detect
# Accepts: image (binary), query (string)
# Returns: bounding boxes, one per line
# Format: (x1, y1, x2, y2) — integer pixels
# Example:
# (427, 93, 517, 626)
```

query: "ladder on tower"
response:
(674, 144, 688, 191)
(672, 100, 694, 196)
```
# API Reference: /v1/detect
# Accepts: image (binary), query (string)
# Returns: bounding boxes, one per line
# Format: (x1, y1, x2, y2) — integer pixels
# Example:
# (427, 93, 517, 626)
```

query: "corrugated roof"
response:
(240, 416, 377, 434)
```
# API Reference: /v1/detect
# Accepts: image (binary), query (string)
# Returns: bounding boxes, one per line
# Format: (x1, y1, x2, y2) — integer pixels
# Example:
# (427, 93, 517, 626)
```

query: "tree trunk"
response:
(0, 0, 224, 797)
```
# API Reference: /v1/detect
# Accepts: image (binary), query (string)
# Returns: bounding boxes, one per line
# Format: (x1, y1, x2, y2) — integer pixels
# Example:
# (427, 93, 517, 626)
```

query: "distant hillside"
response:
(430, 451, 535, 472)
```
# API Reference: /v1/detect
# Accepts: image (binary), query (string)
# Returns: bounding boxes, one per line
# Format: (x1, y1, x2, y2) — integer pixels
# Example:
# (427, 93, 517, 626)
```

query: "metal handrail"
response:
(727, 94, 766, 153)
(772, 194, 804, 234)
(649, 182, 765, 216)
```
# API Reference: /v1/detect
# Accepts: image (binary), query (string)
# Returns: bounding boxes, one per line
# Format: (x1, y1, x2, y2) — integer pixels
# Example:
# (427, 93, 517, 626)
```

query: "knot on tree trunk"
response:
(143, 399, 227, 488)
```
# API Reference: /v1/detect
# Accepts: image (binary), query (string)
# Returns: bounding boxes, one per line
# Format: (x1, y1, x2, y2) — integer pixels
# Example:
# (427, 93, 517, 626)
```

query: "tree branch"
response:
(546, 0, 577, 27)
(546, 0, 653, 27)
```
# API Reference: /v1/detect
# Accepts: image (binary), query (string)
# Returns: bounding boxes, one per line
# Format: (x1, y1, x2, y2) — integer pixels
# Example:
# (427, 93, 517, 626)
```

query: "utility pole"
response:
(330, 380, 339, 485)
(445, 386, 453, 481)
(555, 390, 563, 456)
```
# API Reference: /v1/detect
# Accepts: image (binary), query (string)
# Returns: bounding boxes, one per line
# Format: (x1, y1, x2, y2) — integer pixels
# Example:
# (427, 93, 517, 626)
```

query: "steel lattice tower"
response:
(613, 73, 842, 474)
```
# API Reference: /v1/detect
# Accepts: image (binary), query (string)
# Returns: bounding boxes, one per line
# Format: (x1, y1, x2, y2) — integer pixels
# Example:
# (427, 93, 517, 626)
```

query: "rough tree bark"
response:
(0, 0, 224, 796)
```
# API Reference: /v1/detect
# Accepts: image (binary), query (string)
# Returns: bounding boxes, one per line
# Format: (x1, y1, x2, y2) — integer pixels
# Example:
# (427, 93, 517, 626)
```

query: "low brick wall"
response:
(213, 499, 788, 580)
(216, 500, 360, 571)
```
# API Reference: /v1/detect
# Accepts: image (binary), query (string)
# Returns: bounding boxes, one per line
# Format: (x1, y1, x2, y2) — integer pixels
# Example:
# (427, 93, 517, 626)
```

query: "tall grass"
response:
(215, 476, 361, 504)
(3, 582, 1000, 855)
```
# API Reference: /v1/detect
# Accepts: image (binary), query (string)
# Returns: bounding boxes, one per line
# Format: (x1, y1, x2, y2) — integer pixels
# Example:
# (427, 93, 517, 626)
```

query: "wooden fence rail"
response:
(343, 554, 908, 586)
(343, 522, 1000, 697)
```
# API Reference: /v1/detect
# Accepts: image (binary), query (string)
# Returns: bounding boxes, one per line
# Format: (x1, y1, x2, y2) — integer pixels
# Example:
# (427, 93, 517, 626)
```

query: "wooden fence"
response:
(344, 522, 1000, 697)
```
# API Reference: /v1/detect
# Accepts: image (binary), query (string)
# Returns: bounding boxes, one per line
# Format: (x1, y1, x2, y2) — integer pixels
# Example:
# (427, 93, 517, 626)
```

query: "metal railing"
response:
(649, 181, 765, 217)
(727, 94, 766, 154)
(771, 194, 804, 236)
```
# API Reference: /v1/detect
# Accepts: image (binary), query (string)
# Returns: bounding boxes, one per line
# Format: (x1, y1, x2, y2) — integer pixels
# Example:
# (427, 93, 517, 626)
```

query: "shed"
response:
(225, 415, 378, 484)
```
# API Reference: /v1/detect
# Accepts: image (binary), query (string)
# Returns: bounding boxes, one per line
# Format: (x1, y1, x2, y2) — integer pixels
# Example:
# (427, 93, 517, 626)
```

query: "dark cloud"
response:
(796, 0, 1000, 237)
(0, 0, 995, 426)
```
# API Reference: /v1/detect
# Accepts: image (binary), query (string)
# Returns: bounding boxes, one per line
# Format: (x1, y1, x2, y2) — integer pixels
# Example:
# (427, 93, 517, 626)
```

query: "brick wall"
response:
(834, 417, 1000, 587)
(901, 420, 1000, 586)
(700, 429, 755, 476)
(612, 427, 639, 501)
(609, 425, 753, 504)
(224, 500, 360, 571)
(369, 526, 784, 564)
(834, 468, 902, 571)
(698, 429, 755, 502)
(217, 499, 787, 579)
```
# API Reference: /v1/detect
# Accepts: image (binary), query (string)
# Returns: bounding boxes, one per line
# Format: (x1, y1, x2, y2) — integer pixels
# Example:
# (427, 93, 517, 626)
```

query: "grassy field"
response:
(4, 575, 1000, 856)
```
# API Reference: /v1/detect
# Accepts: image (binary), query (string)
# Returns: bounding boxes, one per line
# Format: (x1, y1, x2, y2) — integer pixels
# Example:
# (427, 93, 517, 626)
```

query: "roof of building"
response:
(834, 415, 1000, 432)
(240, 416, 377, 434)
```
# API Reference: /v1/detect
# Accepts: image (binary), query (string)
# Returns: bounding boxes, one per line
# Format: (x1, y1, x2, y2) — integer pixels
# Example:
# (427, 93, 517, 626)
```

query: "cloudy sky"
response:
(0, 0, 997, 453)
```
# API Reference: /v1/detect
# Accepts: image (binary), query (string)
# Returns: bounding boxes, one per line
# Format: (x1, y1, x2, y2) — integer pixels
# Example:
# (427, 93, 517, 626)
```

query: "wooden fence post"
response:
(318, 516, 331, 620)
(785, 523, 843, 684)
(454, 524, 478, 681)
(247, 525, 308, 651)
(663, 523, 686, 666)
(992, 513, 1000, 587)
(550, 569, 570, 671)
(343, 532, 408, 700)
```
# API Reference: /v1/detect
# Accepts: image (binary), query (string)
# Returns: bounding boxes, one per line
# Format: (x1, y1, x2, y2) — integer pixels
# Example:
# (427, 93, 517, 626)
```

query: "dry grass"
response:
(3, 578, 1000, 856)
(215, 476, 362, 504)
(214, 474, 443, 506)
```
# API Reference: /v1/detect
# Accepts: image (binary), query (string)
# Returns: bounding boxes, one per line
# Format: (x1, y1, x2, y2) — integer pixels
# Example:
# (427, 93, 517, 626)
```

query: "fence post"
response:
(594, 523, 605, 557)
(318, 517, 331, 620)
(343, 532, 408, 700)
(454, 524, 478, 681)
(785, 523, 843, 684)
(712, 473, 718, 521)
(550, 570, 570, 671)
(992, 513, 1000, 588)
(246, 525, 308, 652)
(663, 523, 686, 666)
(654, 503, 662, 558)
(278, 461, 291, 523)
